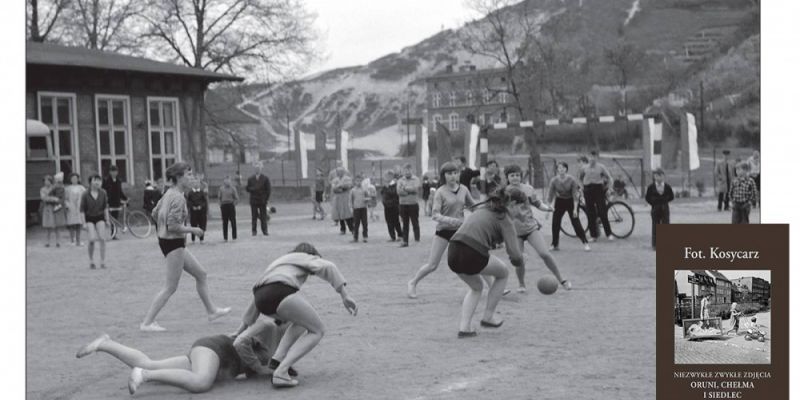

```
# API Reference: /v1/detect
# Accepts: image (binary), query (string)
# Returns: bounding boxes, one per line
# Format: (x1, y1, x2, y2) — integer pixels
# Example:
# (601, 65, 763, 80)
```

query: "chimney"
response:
(445, 65, 454, 73)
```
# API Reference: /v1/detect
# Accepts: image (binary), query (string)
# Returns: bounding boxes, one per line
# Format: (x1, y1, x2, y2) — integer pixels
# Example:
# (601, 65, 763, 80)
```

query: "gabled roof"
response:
(204, 90, 259, 124)
(27, 42, 243, 83)
(707, 270, 731, 282)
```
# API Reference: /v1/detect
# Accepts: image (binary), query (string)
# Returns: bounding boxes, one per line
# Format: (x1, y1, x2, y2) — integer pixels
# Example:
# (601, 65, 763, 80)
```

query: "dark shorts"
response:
(191, 334, 241, 379)
(315, 191, 324, 203)
(86, 215, 105, 224)
(253, 282, 299, 316)
(158, 238, 186, 257)
(448, 240, 489, 275)
(435, 229, 457, 241)
(518, 232, 531, 241)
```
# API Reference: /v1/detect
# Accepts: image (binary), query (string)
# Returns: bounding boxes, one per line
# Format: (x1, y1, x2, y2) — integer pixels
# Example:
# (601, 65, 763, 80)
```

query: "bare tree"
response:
(27, 0, 69, 42)
(139, 0, 319, 171)
(604, 41, 646, 115)
(460, 0, 546, 186)
(62, 0, 145, 52)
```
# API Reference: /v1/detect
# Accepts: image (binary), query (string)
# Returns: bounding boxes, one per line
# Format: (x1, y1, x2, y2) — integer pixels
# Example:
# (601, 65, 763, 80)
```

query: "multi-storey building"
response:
(730, 277, 770, 305)
(708, 270, 732, 305)
(423, 63, 519, 140)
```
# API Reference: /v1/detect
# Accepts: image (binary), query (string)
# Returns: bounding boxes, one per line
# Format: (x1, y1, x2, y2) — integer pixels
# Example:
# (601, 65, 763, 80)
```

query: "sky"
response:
(302, 0, 479, 76)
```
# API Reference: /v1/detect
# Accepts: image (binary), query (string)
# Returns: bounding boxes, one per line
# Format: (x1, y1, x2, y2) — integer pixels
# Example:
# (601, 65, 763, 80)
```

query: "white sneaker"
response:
(208, 307, 232, 322)
(607, 235, 615, 241)
(561, 280, 573, 290)
(139, 322, 166, 332)
(548, 245, 559, 251)
(76, 333, 109, 358)
(128, 367, 144, 394)
(516, 286, 527, 293)
(584, 244, 591, 252)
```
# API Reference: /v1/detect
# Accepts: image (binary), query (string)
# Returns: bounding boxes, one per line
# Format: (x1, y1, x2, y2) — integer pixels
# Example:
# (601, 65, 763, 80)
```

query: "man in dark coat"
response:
(102, 165, 127, 227)
(246, 162, 271, 236)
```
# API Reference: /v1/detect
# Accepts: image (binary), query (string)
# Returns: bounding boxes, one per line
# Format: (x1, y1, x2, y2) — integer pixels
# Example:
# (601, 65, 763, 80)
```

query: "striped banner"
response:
(490, 114, 660, 130)
(340, 130, 349, 167)
(467, 124, 480, 169)
(296, 129, 308, 178)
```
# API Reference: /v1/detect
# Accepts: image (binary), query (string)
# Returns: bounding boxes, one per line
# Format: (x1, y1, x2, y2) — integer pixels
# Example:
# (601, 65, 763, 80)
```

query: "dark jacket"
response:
(645, 183, 674, 208)
(380, 181, 400, 209)
(102, 176, 127, 207)
(246, 174, 272, 205)
(459, 168, 480, 188)
(186, 189, 208, 212)
(143, 187, 162, 213)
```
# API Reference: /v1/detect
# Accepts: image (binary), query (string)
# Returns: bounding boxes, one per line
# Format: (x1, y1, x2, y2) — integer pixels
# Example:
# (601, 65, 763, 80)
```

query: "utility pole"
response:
(406, 97, 411, 157)
(699, 81, 705, 138)
(286, 110, 292, 161)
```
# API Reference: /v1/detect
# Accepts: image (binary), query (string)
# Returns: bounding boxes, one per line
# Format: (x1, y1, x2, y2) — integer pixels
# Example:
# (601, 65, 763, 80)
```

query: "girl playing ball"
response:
(505, 164, 571, 293)
(407, 162, 475, 298)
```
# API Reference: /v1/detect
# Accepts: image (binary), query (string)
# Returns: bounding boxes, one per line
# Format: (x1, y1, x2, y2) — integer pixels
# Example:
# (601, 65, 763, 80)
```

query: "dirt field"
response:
(26, 199, 756, 400)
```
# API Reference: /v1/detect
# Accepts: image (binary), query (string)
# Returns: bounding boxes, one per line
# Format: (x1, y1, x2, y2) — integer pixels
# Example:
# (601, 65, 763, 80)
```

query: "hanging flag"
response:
(686, 113, 700, 170)
(297, 130, 308, 179)
(420, 126, 429, 176)
(467, 124, 480, 169)
(340, 130, 349, 167)
(647, 118, 663, 170)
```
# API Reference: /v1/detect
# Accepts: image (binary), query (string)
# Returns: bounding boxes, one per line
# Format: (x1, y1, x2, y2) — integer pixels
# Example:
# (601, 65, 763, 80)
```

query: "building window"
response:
(432, 93, 441, 108)
(449, 113, 459, 131)
(483, 89, 491, 103)
(466, 114, 475, 124)
(147, 97, 181, 181)
(499, 92, 507, 104)
(27, 135, 51, 160)
(484, 112, 493, 125)
(478, 114, 484, 126)
(466, 91, 474, 105)
(37, 92, 79, 176)
(449, 92, 456, 107)
(432, 114, 442, 132)
(95, 95, 133, 182)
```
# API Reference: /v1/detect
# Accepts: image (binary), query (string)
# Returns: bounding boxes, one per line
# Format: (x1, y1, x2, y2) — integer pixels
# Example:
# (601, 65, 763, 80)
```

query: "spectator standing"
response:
(579, 151, 614, 242)
(186, 180, 208, 243)
(311, 168, 327, 220)
(350, 174, 369, 242)
(714, 150, 735, 211)
(729, 162, 758, 224)
(422, 175, 433, 217)
(453, 156, 480, 192)
(380, 171, 403, 242)
(40, 175, 60, 247)
(246, 162, 271, 236)
(102, 165, 127, 224)
(218, 176, 239, 241)
(142, 180, 162, 215)
(547, 162, 590, 251)
(644, 168, 674, 249)
(397, 164, 421, 247)
(64, 173, 87, 246)
(363, 177, 379, 222)
(330, 167, 354, 234)
(747, 150, 760, 205)
(484, 160, 504, 195)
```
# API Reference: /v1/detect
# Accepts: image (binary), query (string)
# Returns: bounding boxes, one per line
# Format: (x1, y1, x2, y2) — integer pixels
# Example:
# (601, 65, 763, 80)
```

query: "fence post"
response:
(640, 158, 645, 197)
(281, 160, 285, 185)
(379, 160, 383, 186)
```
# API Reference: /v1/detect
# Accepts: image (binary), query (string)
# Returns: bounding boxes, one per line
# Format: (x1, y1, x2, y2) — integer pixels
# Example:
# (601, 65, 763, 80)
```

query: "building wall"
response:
(27, 65, 208, 198)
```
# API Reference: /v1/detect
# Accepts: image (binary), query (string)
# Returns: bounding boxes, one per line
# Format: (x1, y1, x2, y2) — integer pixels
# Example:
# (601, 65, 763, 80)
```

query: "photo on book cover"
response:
(23, 0, 763, 399)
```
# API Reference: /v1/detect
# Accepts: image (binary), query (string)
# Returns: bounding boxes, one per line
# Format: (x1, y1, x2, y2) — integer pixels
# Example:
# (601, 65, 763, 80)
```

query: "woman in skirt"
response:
(407, 162, 475, 298)
(235, 242, 358, 388)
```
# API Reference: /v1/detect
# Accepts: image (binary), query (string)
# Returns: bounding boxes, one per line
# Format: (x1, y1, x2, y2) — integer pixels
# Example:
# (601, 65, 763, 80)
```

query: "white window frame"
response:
(483, 89, 491, 103)
(26, 133, 53, 161)
(95, 94, 134, 183)
(466, 91, 474, 105)
(449, 92, 457, 107)
(449, 113, 459, 131)
(431, 114, 442, 132)
(36, 91, 80, 174)
(146, 97, 182, 181)
(432, 93, 441, 108)
(499, 91, 508, 104)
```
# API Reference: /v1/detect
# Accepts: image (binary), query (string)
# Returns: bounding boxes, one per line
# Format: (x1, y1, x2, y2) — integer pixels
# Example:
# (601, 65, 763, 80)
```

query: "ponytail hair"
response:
(470, 185, 527, 215)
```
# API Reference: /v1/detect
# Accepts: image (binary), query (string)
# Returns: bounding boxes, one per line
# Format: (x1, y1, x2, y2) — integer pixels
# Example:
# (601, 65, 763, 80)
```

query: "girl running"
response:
(64, 173, 87, 246)
(407, 162, 475, 299)
(548, 161, 590, 251)
(141, 162, 230, 332)
(76, 318, 288, 394)
(447, 187, 526, 337)
(80, 175, 109, 269)
(505, 164, 571, 293)
(235, 242, 358, 388)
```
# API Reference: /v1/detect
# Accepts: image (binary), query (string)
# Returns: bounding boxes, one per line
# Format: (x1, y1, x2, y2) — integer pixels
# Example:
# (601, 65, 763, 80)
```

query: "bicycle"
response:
(559, 191, 635, 239)
(107, 202, 154, 239)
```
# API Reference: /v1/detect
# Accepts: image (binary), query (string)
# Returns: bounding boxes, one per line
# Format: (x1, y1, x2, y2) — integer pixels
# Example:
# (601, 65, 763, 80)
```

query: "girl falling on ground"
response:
(234, 242, 358, 388)
(446, 187, 527, 338)
(407, 162, 475, 299)
(140, 162, 230, 332)
(76, 318, 288, 394)
(504, 164, 571, 293)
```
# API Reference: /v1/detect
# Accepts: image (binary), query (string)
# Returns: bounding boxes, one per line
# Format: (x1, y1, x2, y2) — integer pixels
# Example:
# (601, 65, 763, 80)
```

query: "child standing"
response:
(218, 176, 239, 241)
(64, 173, 87, 246)
(363, 177, 379, 222)
(186, 179, 208, 242)
(729, 162, 758, 224)
(380, 171, 403, 241)
(397, 164, 421, 247)
(312, 168, 326, 220)
(350, 174, 369, 242)
(644, 168, 674, 248)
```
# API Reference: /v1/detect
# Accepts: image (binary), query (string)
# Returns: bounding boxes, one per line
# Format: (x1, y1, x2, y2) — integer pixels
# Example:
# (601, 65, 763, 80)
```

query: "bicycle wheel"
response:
(560, 206, 588, 238)
(606, 201, 635, 238)
(126, 210, 153, 238)
(108, 220, 119, 240)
